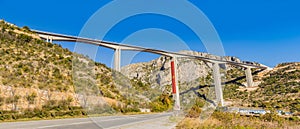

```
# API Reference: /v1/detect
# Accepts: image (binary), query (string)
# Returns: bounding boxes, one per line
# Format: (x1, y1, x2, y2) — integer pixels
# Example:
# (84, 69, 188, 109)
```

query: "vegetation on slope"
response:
(223, 64, 300, 113)
(0, 20, 147, 120)
(181, 64, 300, 128)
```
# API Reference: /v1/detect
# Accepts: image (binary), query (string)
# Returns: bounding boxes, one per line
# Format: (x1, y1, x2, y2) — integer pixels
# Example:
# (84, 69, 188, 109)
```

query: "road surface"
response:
(0, 113, 177, 129)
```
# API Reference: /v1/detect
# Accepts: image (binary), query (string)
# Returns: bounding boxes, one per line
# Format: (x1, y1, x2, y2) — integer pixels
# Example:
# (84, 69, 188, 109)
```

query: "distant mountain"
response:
(120, 50, 249, 111)
(121, 50, 243, 86)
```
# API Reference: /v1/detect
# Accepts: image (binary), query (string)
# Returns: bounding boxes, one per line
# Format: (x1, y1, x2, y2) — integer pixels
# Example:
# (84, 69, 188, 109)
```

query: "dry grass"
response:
(176, 112, 300, 129)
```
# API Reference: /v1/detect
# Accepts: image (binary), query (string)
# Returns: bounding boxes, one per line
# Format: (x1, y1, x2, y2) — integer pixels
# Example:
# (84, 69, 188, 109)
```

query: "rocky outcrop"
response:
(121, 50, 243, 87)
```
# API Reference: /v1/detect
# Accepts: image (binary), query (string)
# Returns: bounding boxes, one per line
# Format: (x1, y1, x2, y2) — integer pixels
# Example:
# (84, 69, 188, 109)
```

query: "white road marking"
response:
(106, 115, 172, 129)
(36, 121, 93, 129)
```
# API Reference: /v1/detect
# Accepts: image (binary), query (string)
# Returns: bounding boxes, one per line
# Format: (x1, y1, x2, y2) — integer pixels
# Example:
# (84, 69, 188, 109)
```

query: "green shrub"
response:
(18, 34, 32, 42)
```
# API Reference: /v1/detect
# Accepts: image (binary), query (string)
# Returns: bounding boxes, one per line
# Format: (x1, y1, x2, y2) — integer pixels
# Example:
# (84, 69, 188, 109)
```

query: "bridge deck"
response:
(33, 30, 267, 69)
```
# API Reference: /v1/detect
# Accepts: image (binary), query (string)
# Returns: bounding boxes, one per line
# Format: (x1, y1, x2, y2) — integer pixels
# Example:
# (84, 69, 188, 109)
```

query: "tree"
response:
(22, 26, 30, 32)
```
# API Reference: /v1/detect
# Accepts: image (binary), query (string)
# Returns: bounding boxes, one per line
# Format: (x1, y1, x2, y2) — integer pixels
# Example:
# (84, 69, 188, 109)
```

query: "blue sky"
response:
(1, 0, 300, 67)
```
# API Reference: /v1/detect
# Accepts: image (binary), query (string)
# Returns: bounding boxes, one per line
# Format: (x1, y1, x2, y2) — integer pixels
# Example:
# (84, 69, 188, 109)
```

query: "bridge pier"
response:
(50, 36, 53, 43)
(46, 36, 53, 43)
(170, 56, 180, 111)
(114, 47, 121, 72)
(212, 62, 224, 107)
(245, 67, 253, 87)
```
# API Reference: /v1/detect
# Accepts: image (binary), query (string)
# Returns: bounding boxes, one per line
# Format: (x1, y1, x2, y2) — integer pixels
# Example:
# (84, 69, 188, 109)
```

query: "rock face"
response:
(121, 50, 242, 87)
(120, 50, 268, 109)
(0, 85, 79, 110)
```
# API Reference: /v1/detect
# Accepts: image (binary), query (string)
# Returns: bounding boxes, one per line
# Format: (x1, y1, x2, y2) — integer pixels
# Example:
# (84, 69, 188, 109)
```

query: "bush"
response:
(186, 106, 202, 118)
(18, 34, 32, 42)
(260, 113, 284, 123)
(289, 116, 300, 122)
(121, 107, 140, 113)
(150, 101, 169, 112)
(22, 26, 30, 32)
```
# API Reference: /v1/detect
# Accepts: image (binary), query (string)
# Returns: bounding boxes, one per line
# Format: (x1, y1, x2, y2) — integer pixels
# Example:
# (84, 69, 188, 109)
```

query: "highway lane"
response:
(0, 113, 173, 129)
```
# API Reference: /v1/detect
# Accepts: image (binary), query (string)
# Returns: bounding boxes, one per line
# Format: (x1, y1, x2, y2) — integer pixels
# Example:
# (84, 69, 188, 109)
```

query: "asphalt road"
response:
(0, 113, 174, 129)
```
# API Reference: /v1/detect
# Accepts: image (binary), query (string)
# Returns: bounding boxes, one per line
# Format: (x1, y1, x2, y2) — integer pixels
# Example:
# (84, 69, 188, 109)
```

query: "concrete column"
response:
(245, 67, 253, 87)
(46, 36, 49, 42)
(49, 36, 53, 43)
(171, 56, 180, 111)
(212, 62, 224, 107)
(114, 48, 121, 72)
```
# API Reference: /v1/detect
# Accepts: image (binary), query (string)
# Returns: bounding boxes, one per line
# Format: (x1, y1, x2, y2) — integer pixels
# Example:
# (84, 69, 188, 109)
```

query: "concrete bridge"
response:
(33, 30, 267, 109)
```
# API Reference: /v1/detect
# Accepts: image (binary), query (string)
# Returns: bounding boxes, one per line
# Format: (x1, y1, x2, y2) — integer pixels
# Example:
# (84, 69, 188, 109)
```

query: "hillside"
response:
(122, 50, 300, 114)
(0, 20, 140, 120)
(120, 50, 300, 128)
(224, 63, 300, 113)
(120, 51, 247, 114)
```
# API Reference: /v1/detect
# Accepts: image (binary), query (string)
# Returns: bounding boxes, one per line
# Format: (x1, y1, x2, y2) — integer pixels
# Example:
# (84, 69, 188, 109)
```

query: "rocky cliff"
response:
(121, 50, 243, 87)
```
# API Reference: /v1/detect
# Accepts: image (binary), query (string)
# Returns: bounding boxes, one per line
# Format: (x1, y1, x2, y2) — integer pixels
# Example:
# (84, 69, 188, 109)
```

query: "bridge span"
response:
(33, 30, 267, 108)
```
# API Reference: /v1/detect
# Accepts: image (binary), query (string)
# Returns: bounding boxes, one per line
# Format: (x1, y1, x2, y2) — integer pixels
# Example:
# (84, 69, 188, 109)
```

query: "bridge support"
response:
(171, 56, 180, 111)
(212, 62, 224, 107)
(50, 37, 53, 43)
(114, 48, 121, 72)
(245, 67, 253, 87)
(46, 36, 53, 43)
